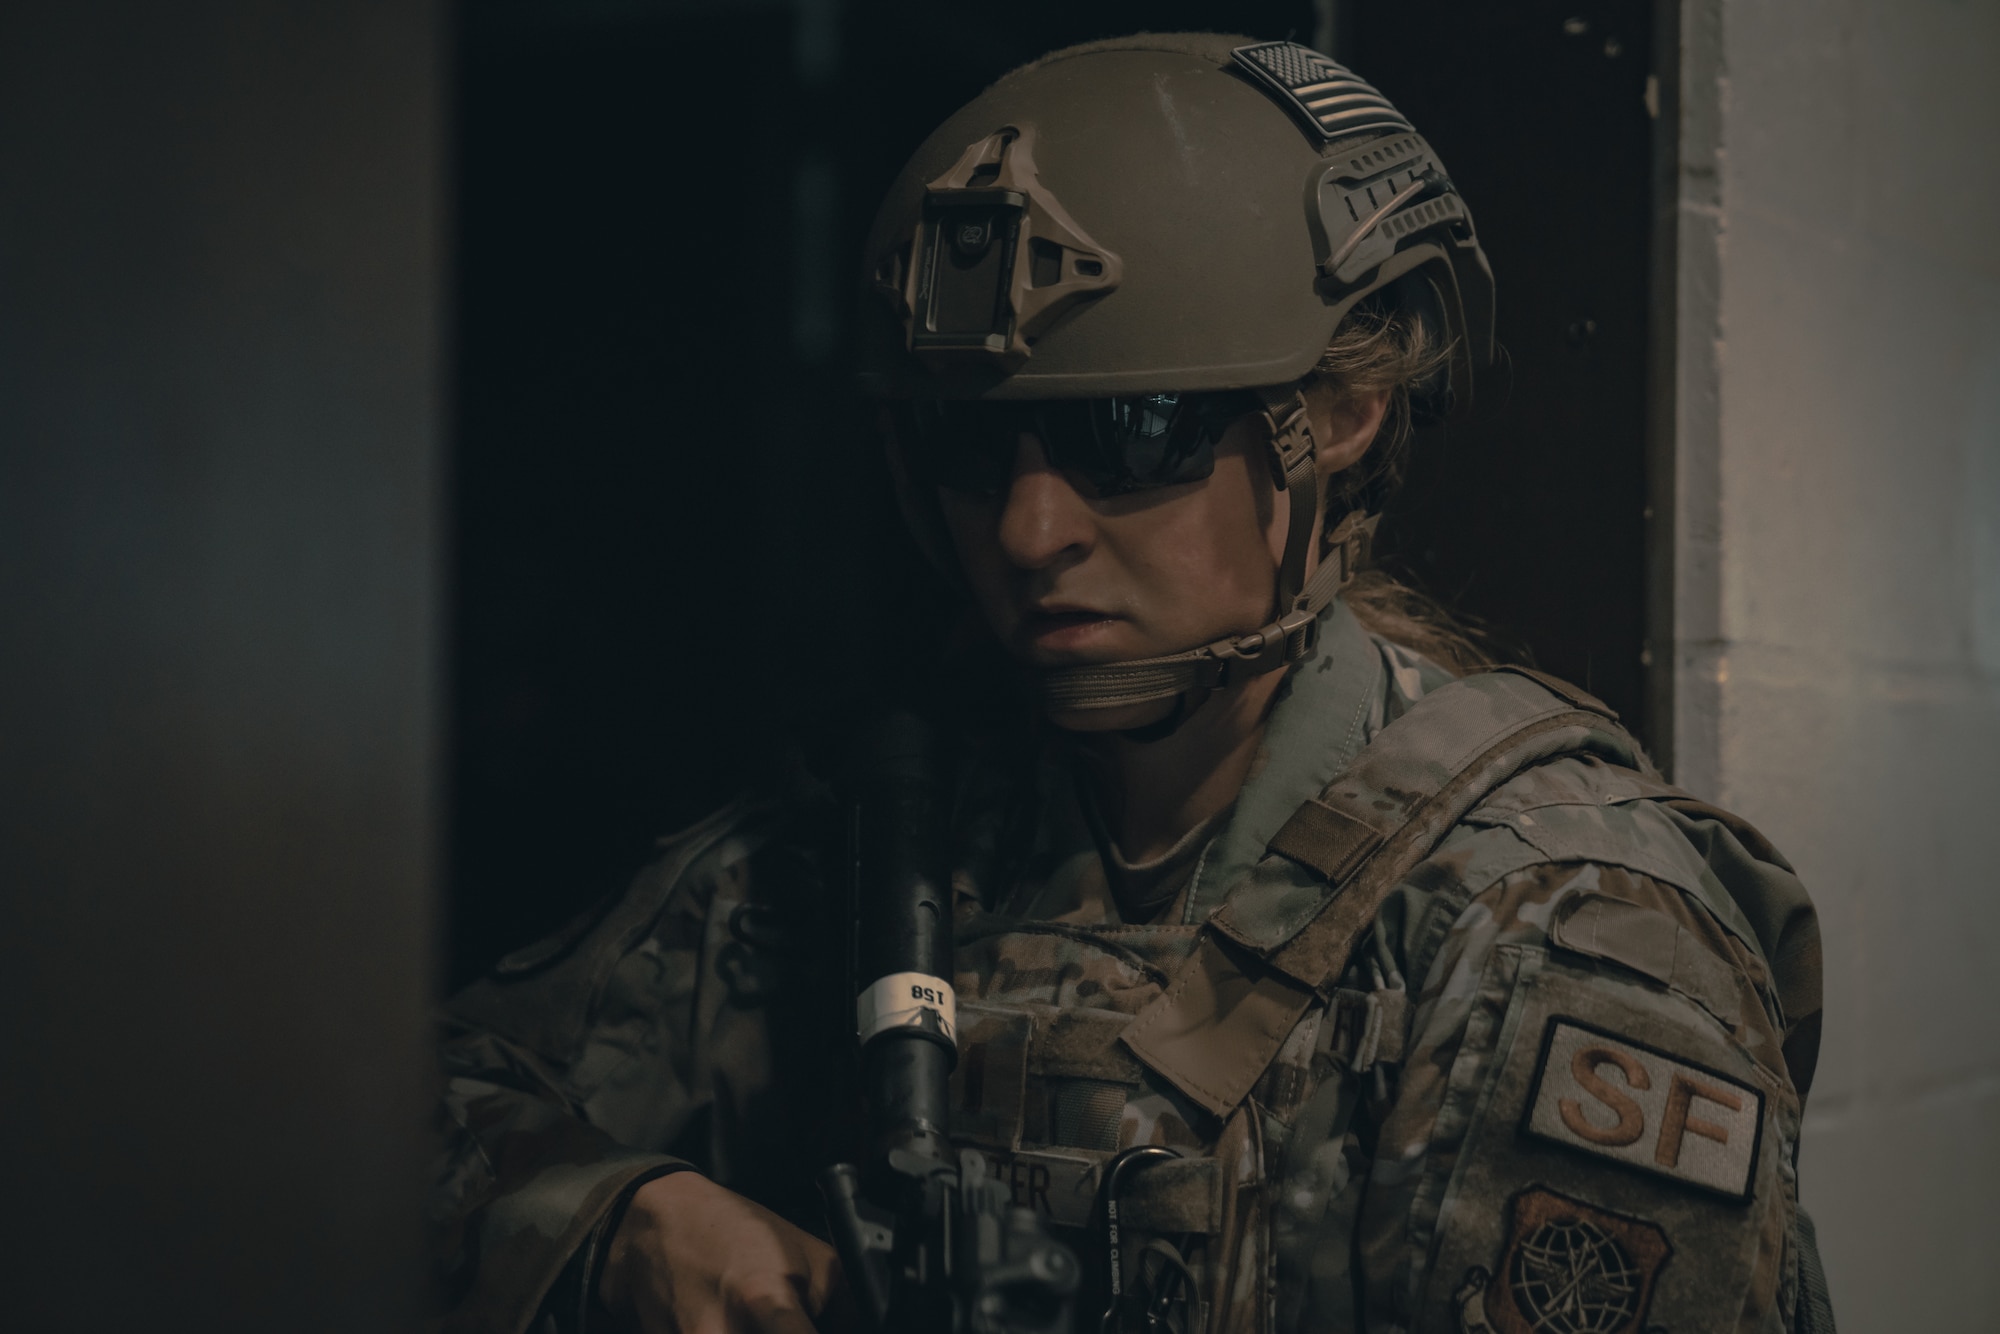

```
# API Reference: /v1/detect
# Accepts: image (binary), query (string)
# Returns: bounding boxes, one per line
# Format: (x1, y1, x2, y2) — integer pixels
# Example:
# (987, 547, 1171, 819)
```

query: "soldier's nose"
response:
(996, 434, 1095, 572)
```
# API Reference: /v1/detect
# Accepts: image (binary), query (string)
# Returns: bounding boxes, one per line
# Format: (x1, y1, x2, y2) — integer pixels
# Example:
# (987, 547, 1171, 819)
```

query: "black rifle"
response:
(821, 711, 1078, 1334)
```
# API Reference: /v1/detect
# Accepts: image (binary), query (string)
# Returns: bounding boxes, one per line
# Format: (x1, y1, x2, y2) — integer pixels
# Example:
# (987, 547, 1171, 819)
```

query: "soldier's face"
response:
(937, 412, 1288, 709)
(936, 385, 1387, 732)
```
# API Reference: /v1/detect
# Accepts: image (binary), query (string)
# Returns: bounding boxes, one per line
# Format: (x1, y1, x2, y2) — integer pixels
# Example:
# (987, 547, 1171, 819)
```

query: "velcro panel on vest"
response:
(1032, 1009, 1143, 1153)
(952, 1004, 1033, 1150)
(1118, 934, 1319, 1118)
(1552, 892, 1746, 1034)
(1119, 1155, 1223, 1234)
(1124, 669, 1643, 1117)
(1266, 799, 1391, 884)
(1032, 1006, 1145, 1083)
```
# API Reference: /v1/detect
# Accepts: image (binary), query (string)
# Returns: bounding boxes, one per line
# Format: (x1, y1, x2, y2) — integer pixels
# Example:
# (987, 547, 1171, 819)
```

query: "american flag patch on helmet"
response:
(1231, 41, 1414, 143)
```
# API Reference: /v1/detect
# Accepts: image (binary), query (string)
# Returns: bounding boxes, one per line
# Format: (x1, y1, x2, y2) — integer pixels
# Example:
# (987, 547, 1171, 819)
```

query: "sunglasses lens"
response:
(1091, 393, 1217, 493)
(905, 392, 1249, 497)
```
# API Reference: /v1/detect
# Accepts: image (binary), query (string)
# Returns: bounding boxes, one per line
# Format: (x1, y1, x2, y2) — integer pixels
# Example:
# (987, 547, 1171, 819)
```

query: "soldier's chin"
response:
(1042, 697, 1178, 734)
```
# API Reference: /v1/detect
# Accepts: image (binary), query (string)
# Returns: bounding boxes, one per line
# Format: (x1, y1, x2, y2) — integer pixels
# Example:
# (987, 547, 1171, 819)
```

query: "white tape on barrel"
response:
(857, 971, 957, 1046)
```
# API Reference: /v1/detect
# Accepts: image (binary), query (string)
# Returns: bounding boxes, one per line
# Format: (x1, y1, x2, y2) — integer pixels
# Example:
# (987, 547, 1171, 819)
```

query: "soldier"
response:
(433, 33, 1834, 1334)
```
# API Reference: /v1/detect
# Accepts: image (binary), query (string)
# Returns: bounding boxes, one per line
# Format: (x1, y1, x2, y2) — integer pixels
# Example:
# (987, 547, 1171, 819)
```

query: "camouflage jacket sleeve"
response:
(1350, 756, 1820, 1334)
(433, 1018, 687, 1333)
(430, 799, 772, 1334)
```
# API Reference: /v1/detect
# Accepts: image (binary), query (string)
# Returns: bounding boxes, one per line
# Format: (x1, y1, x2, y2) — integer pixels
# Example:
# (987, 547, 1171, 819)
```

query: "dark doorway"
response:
(449, 1, 1662, 984)
(1337, 0, 1659, 739)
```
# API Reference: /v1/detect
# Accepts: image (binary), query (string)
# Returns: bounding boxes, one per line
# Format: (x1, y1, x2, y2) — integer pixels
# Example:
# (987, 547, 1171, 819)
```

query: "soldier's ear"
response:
(1308, 384, 1390, 480)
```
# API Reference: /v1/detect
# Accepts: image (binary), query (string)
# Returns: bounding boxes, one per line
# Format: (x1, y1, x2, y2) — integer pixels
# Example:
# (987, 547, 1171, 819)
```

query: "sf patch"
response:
(1456, 1186, 1672, 1334)
(1522, 1017, 1764, 1200)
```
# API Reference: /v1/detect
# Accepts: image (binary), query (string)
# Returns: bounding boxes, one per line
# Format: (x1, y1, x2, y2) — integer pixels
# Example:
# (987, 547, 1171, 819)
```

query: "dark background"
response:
(1, 3, 440, 1326)
(450, 0, 1660, 986)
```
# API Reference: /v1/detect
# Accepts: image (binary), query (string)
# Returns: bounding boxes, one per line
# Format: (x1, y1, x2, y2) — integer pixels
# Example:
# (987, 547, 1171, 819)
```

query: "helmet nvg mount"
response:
(860, 33, 1496, 725)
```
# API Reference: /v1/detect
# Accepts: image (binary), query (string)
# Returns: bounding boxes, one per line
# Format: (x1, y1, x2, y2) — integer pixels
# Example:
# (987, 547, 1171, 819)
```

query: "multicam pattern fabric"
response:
(431, 599, 1823, 1334)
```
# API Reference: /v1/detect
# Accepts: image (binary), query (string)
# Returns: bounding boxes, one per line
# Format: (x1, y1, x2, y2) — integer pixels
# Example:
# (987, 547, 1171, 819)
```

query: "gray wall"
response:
(1671, 1, 2000, 1327)
(0, 4, 441, 1328)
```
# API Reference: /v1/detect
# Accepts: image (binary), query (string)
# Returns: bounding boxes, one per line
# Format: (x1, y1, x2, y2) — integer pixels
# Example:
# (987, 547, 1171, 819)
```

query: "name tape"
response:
(857, 971, 957, 1046)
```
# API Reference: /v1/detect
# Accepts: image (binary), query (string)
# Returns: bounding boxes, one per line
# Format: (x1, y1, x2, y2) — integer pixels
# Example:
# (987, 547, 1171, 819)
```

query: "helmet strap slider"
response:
(1252, 385, 1321, 616)
(1321, 509, 1380, 589)
(1256, 388, 1316, 491)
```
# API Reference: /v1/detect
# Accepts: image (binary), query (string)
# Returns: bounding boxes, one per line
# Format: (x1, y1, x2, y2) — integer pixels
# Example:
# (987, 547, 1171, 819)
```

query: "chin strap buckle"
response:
(1283, 607, 1324, 659)
(1211, 606, 1322, 686)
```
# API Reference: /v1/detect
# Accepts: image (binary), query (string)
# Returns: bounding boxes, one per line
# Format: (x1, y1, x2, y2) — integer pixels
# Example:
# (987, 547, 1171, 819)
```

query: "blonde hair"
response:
(1307, 301, 1508, 677)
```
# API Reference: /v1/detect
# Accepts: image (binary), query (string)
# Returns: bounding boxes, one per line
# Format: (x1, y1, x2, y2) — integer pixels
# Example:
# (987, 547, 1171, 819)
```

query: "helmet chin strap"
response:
(1033, 386, 1379, 735)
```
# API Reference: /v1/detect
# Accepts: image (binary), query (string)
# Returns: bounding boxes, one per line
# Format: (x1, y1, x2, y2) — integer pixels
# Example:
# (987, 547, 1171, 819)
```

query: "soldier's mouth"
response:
(1019, 607, 1120, 654)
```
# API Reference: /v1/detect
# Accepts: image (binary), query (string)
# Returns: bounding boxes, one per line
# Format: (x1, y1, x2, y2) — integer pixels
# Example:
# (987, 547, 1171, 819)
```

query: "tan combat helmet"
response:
(860, 33, 1496, 725)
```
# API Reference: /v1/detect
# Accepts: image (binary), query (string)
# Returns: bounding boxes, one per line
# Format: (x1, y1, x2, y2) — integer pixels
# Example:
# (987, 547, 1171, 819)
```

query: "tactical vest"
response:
(943, 667, 1830, 1334)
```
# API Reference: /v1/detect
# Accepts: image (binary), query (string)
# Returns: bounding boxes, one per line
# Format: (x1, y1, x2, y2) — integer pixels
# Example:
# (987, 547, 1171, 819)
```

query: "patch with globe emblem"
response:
(1454, 1186, 1671, 1334)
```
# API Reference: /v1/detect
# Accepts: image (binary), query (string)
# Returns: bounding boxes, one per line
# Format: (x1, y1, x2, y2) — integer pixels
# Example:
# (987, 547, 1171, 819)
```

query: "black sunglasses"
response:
(899, 391, 1260, 499)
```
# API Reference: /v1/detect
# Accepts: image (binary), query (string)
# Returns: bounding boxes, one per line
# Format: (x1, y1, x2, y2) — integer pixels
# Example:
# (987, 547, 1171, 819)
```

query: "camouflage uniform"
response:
(433, 599, 1827, 1334)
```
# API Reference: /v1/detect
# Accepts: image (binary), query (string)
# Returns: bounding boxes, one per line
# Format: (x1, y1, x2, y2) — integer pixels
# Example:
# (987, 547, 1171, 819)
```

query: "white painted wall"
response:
(1673, 1, 2000, 1328)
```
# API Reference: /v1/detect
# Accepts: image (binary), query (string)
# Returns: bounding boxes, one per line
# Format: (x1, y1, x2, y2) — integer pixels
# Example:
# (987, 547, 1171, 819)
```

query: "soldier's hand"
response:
(599, 1171, 851, 1334)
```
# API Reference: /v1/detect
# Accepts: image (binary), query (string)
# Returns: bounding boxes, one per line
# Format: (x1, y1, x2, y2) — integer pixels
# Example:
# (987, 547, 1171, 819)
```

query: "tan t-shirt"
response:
(1091, 794, 1233, 925)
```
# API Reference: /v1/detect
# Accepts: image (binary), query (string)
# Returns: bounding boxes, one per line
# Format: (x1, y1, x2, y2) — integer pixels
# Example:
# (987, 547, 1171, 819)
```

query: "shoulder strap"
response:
(1120, 667, 1647, 1118)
